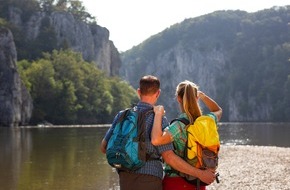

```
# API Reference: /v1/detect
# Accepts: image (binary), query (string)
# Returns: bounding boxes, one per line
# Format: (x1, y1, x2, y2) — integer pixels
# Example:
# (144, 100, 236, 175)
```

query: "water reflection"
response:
(0, 123, 289, 190)
(0, 128, 30, 189)
(0, 127, 119, 190)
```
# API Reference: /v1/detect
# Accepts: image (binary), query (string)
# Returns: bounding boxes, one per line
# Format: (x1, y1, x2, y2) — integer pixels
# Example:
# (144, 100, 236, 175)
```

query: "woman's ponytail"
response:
(177, 81, 202, 124)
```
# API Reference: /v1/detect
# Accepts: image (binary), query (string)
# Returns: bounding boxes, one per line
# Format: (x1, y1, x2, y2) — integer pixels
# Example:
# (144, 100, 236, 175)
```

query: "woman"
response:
(151, 80, 222, 190)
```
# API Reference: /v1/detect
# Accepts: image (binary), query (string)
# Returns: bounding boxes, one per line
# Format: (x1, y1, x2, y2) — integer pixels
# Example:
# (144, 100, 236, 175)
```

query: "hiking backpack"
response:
(170, 115, 220, 185)
(106, 107, 152, 171)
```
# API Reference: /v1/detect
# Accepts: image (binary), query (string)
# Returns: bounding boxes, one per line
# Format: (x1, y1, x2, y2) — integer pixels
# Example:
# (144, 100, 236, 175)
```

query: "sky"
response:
(81, 0, 289, 52)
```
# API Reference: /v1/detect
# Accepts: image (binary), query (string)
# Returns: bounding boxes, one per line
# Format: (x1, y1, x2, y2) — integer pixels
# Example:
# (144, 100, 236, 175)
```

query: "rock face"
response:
(0, 27, 33, 127)
(121, 44, 229, 121)
(8, 8, 121, 76)
(120, 43, 276, 122)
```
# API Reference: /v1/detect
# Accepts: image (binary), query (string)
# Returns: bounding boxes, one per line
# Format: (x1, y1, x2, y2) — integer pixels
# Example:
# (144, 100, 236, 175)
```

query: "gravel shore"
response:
(207, 145, 290, 190)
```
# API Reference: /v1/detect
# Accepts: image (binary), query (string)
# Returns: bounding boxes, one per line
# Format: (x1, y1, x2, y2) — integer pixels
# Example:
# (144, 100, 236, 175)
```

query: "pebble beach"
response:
(207, 145, 290, 190)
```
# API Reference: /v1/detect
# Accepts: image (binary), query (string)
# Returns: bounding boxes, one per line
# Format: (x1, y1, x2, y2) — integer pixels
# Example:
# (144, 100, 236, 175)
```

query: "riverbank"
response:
(207, 145, 290, 190)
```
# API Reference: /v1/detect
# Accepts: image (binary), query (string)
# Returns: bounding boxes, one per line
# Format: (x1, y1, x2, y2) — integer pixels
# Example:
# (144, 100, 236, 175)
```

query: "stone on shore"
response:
(207, 145, 290, 190)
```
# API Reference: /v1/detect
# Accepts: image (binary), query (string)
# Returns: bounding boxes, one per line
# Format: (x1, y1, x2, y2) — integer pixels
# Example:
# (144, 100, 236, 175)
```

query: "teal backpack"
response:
(106, 107, 152, 171)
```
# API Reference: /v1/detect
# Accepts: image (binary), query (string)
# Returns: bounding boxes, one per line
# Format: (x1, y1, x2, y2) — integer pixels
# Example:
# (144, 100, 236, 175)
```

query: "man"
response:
(100, 75, 215, 190)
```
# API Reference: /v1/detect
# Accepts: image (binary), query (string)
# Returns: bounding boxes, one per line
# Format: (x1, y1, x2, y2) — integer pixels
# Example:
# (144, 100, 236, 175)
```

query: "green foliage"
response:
(109, 78, 139, 114)
(67, 0, 95, 23)
(37, 0, 96, 22)
(17, 50, 138, 124)
(0, 0, 96, 30)
(0, 18, 8, 27)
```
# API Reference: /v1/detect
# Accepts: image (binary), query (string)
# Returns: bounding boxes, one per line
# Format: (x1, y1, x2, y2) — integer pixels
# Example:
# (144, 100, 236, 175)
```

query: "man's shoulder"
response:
(136, 102, 153, 110)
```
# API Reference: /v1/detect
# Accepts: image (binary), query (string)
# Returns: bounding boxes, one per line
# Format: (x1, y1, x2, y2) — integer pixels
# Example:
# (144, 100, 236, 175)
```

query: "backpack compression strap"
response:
(170, 118, 190, 125)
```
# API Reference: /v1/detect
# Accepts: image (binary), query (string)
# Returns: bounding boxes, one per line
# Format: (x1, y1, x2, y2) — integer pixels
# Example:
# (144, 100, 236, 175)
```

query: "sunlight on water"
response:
(222, 139, 251, 146)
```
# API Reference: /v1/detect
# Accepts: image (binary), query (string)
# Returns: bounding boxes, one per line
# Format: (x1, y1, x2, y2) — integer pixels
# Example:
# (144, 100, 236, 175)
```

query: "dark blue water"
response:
(0, 123, 289, 190)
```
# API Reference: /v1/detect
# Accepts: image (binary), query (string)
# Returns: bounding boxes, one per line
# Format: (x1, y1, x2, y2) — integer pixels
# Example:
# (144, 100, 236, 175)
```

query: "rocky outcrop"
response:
(121, 44, 275, 121)
(8, 8, 120, 76)
(0, 27, 33, 127)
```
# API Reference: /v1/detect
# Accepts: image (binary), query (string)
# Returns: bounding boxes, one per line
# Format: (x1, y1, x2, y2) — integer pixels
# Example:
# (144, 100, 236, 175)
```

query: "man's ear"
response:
(156, 89, 161, 98)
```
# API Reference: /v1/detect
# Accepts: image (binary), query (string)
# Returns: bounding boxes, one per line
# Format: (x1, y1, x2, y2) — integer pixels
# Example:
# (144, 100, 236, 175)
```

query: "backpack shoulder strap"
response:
(137, 107, 153, 126)
(117, 108, 131, 123)
(135, 107, 155, 161)
(170, 117, 190, 125)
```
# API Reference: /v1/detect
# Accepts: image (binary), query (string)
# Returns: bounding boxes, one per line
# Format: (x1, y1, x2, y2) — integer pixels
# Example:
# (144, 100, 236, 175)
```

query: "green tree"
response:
(18, 50, 137, 124)
(109, 78, 138, 115)
(20, 59, 60, 123)
(67, 0, 95, 23)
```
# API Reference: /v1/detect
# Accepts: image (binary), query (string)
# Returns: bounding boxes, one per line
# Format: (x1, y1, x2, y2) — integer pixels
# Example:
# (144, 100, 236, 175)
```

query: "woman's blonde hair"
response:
(176, 80, 202, 124)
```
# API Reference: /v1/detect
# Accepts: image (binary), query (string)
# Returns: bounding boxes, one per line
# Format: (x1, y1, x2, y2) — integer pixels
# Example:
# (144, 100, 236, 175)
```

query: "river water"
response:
(0, 123, 289, 190)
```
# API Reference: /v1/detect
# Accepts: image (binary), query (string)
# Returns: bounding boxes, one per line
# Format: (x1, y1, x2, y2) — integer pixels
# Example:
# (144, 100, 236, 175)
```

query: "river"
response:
(0, 123, 289, 190)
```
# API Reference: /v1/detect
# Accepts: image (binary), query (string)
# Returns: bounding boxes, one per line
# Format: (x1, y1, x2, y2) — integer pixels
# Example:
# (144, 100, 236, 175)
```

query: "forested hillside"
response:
(0, 0, 137, 126)
(121, 6, 290, 122)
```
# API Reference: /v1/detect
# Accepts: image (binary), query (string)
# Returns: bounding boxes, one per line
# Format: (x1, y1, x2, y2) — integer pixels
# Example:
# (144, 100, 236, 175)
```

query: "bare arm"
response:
(151, 105, 172, 146)
(162, 150, 215, 185)
(100, 139, 107, 154)
(198, 91, 222, 121)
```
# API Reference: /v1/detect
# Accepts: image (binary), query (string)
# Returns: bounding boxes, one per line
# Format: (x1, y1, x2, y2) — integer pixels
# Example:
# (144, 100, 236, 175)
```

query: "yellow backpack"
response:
(186, 115, 220, 170)
(171, 115, 220, 185)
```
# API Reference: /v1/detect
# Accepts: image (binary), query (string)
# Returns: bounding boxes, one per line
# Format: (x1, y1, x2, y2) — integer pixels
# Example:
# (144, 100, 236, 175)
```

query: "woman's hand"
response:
(151, 105, 171, 145)
(198, 169, 216, 185)
(197, 90, 222, 121)
(153, 105, 165, 116)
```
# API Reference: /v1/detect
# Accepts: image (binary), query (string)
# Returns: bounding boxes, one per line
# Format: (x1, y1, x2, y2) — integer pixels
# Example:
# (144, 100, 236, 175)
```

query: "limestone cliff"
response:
(121, 44, 274, 122)
(8, 7, 120, 76)
(0, 27, 33, 127)
(121, 44, 229, 121)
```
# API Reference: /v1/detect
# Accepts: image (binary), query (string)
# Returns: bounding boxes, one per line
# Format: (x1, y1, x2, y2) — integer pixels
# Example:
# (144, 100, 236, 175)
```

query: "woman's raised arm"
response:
(198, 91, 222, 121)
(151, 105, 173, 145)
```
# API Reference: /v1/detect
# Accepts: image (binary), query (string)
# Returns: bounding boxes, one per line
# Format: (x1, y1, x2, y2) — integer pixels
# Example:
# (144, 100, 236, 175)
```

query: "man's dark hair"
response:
(139, 75, 160, 95)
